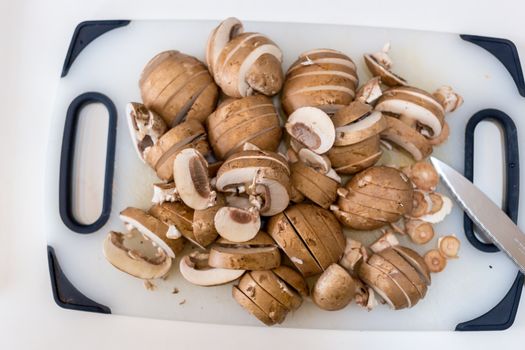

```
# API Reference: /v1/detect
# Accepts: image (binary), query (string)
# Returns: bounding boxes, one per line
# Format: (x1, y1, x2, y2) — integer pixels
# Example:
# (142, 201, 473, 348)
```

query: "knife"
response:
(430, 157, 525, 274)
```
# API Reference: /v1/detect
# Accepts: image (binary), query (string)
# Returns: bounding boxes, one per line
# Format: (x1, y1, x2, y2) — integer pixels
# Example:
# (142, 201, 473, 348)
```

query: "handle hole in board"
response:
(71, 103, 109, 225)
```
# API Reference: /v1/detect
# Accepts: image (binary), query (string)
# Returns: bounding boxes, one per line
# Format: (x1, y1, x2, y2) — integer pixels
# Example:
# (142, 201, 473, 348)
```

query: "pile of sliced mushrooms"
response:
(105, 17, 464, 325)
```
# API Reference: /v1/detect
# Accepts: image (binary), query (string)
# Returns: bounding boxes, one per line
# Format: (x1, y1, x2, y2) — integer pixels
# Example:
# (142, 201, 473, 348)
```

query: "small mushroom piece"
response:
(312, 264, 357, 311)
(103, 231, 172, 280)
(419, 193, 452, 223)
(405, 219, 435, 245)
(378, 248, 428, 298)
(206, 17, 244, 75)
(363, 44, 407, 87)
(339, 239, 363, 272)
(179, 251, 245, 286)
(428, 121, 450, 146)
(291, 161, 338, 209)
(126, 102, 167, 161)
(214, 206, 261, 242)
(298, 148, 331, 174)
(151, 182, 179, 204)
(410, 191, 429, 217)
(393, 246, 431, 285)
(192, 194, 226, 247)
(432, 86, 463, 113)
(120, 207, 181, 258)
(334, 111, 387, 146)
(380, 115, 433, 161)
(424, 249, 447, 273)
(173, 148, 216, 210)
(285, 107, 336, 154)
(355, 77, 383, 104)
(370, 232, 400, 253)
(438, 235, 461, 258)
(358, 262, 408, 310)
(402, 161, 439, 192)
(331, 101, 372, 128)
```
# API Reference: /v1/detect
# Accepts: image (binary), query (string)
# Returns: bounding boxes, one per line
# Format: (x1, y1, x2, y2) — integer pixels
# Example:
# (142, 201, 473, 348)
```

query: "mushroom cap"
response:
(380, 116, 433, 161)
(208, 236, 281, 270)
(207, 95, 281, 159)
(331, 101, 372, 128)
(376, 86, 445, 139)
(328, 135, 382, 175)
(214, 32, 283, 97)
(285, 106, 336, 154)
(393, 246, 431, 285)
(103, 231, 172, 280)
(331, 205, 386, 230)
(179, 253, 245, 286)
(291, 161, 338, 209)
(250, 270, 303, 310)
(192, 194, 225, 247)
(272, 266, 309, 297)
(358, 262, 409, 310)
(312, 264, 356, 311)
(232, 285, 275, 326)
(363, 53, 407, 87)
(282, 49, 358, 116)
(206, 17, 244, 75)
(139, 50, 218, 126)
(214, 206, 261, 242)
(378, 248, 428, 298)
(334, 111, 387, 146)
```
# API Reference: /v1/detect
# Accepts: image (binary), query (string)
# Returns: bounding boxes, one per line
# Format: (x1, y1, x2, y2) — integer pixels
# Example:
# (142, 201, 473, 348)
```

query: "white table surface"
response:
(1, 0, 524, 348)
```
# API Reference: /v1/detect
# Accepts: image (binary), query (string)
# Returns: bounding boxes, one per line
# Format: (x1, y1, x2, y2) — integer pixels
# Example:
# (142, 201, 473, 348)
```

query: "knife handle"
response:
(463, 109, 520, 252)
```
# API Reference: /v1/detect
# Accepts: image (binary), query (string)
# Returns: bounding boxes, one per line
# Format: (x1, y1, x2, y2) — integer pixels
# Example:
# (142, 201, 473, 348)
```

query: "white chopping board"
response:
(44, 19, 525, 330)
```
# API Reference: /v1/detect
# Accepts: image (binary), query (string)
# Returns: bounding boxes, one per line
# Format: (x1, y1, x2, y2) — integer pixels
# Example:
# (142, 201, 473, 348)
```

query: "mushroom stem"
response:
(406, 219, 435, 245)
(438, 235, 461, 258)
(423, 249, 447, 273)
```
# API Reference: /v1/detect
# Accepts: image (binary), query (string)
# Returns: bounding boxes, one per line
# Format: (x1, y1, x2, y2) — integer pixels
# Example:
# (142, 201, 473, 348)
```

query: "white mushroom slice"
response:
(179, 252, 245, 286)
(285, 107, 335, 154)
(298, 148, 331, 174)
(173, 148, 216, 210)
(206, 17, 244, 74)
(381, 116, 433, 161)
(356, 77, 383, 104)
(151, 182, 179, 204)
(433, 86, 463, 113)
(335, 111, 386, 146)
(214, 206, 261, 242)
(370, 232, 399, 253)
(325, 168, 342, 183)
(419, 194, 452, 223)
(119, 207, 176, 258)
(225, 194, 252, 209)
(103, 231, 172, 280)
(126, 102, 167, 162)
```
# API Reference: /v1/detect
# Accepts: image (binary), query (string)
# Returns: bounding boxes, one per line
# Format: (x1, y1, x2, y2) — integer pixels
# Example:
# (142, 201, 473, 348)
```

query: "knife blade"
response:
(430, 157, 525, 274)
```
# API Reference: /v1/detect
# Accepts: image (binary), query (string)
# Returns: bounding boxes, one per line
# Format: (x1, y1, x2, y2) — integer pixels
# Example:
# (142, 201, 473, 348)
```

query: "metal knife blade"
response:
(430, 157, 525, 274)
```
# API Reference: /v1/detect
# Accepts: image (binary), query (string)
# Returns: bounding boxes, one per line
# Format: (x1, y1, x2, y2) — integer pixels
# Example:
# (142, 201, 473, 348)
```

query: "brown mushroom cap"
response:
(291, 161, 338, 209)
(250, 270, 303, 310)
(180, 252, 245, 287)
(331, 205, 386, 230)
(208, 245, 281, 270)
(232, 285, 274, 326)
(272, 266, 309, 297)
(378, 248, 428, 297)
(139, 50, 218, 126)
(192, 194, 226, 247)
(148, 201, 201, 248)
(328, 132, 381, 175)
(380, 116, 433, 161)
(358, 262, 409, 310)
(334, 111, 387, 146)
(393, 246, 431, 285)
(312, 264, 356, 311)
(363, 53, 407, 87)
(206, 17, 244, 75)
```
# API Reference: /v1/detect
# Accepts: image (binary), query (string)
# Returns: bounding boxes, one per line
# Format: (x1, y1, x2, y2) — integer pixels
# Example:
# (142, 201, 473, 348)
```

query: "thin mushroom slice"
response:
(232, 285, 275, 326)
(206, 17, 244, 74)
(180, 251, 245, 286)
(208, 245, 281, 270)
(393, 246, 431, 285)
(192, 194, 225, 247)
(126, 102, 167, 162)
(285, 107, 335, 154)
(298, 148, 331, 174)
(250, 271, 303, 311)
(369, 232, 399, 254)
(438, 235, 461, 258)
(356, 77, 383, 104)
(331, 205, 386, 230)
(378, 248, 428, 298)
(363, 44, 407, 87)
(358, 262, 409, 310)
(272, 266, 309, 297)
(214, 206, 261, 242)
(103, 231, 172, 280)
(334, 111, 387, 146)
(174, 148, 216, 210)
(380, 115, 433, 161)
(331, 101, 373, 128)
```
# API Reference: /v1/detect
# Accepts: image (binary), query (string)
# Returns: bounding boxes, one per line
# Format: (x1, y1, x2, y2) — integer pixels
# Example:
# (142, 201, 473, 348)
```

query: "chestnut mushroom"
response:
(380, 115, 433, 161)
(285, 106, 336, 154)
(126, 102, 167, 162)
(363, 43, 407, 87)
(180, 251, 245, 286)
(312, 264, 357, 311)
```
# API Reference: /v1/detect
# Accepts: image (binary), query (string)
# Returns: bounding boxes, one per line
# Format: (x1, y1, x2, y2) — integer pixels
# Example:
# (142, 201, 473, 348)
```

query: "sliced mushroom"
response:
(103, 231, 172, 280)
(174, 148, 216, 210)
(338, 196, 400, 223)
(355, 77, 383, 104)
(180, 251, 245, 286)
(192, 194, 226, 247)
(405, 219, 435, 244)
(335, 111, 387, 146)
(208, 231, 281, 270)
(393, 246, 431, 285)
(139, 50, 218, 126)
(206, 17, 244, 75)
(410, 191, 429, 217)
(419, 193, 452, 223)
(237, 273, 288, 324)
(250, 270, 302, 310)
(363, 44, 407, 87)
(298, 148, 331, 174)
(380, 115, 433, 161)
(424, 249, 447, 273)
(126, 102, 167, 162)
(432, 86, 463, 113)
(272, 266, 309, 297)
(214, 206, 261, 242)
(232, 285, 275, 326)
(428, 121, 450, 146)
(378, 248, 428, 297)
(370, 232, 399, 253)
(207, 95, 281, 159)
(358, 262, 409, 310)
(282, 49, 358, 116)
(312, 264, 357, 311)
(151, 182, 179, 204)
(120, 207, 182, 258)
(402, 161, 439, 191)
(376, 86, 445, 139)
(291, 161, 338, 209)
(438, 235, 461, 258)
(285, 107, 335, 154)
(331, 205, 386, 230)
(331, 101, 373, 128)
(212, 29, 283, 97)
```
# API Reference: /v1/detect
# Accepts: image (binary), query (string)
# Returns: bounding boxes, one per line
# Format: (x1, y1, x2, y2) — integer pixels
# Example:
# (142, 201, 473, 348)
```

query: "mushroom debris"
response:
(103, 16, 464, 326)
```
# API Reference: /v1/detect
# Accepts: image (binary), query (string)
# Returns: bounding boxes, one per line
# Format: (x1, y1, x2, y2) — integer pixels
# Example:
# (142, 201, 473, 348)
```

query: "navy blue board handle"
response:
(59, 92, 117, 234)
